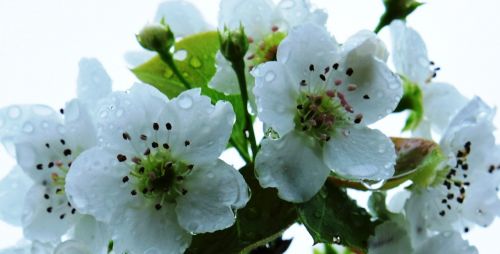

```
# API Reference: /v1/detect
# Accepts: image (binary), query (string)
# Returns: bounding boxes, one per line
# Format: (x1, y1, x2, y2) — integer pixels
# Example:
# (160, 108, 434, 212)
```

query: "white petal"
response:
(390, 20, 432, 85)
(338, 50, 402, 125)
(415, 232, 478, 254)
(219, 0, 275, 41)
(421, 82, 468, 135)
(0, 167, 32, 226)
(77, 58, 112, 108)
(276, 23, 338, 81)
(22, 185, 76, 243)
(65, 147, 138, 223)
(444, 96, 495, 133)
(71, 215, 111, 253)
(323, 127, 396, 180)
(255, 132, 330, 202)
(176, 160, 249, 233)
(123, 50, 156, 67)
(342, 30, 388, 61)
(154, 0, 209, 37)
(111, 205, 191, 254)
(275, 0, 327, 29)
(208, 52, 240, 94)
(368, 221, 412, 254)
(159, 88, 235, 165)
(63, 99, 97, 150)
(53, 240, 91, 254)
(252, 61, 299, 136)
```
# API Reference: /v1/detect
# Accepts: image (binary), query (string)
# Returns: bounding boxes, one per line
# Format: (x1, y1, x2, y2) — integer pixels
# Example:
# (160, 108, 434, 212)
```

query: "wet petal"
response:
(154, 0, 209, 37)
(77, 58, 112, 109)
(0, 167, 33, 226)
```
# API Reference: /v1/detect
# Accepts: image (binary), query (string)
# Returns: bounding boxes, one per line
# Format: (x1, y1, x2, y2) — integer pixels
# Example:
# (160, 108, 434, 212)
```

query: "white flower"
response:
(65, 85, 249, 254)
(0, 58, 111, 243)
(368, 221, 478, 254)
(390, 20, 468, 138)
(252, 23, 402, 202)
(405, 97, 500, 233)
(209, 0, 327, 95)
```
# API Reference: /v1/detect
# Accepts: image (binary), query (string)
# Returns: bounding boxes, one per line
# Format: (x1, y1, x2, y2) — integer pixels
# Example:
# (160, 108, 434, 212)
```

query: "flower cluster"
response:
(0, 0, 498, 254)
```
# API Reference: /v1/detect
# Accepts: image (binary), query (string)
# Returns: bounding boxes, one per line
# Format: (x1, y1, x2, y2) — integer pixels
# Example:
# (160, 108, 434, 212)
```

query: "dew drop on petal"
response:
(388, 82, 399, 90)
(7, 106, 21, 119)
(115, 108, 124, 117)
(189, 57, 202, 68)
(164, 68, 174, 78)
(332, 235, 341, 244)
(280, 0, 295, 9)
(22, 122, 34, 133)
(177, 94, 193, 109)
(99, 110, 108, 119)
(41, 121, 49, 129)
(173, 50, 188, 61)
(31, 105, 53, 116)
(361, 179, 386, 190)
(264, 71, 276, 82)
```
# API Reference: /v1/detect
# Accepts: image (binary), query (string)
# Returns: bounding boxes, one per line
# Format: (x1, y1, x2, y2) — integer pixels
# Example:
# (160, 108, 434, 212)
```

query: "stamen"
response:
(347, 84, 357, 91)
(117, 154, 127, 162)
(166, 122, 172, 130)
(346, 68, 354, 76)
(332, 63, 339, 70)
(309, 64, 315, 71)
(122, 132, 131, 140)
(153, 123, 159, 130)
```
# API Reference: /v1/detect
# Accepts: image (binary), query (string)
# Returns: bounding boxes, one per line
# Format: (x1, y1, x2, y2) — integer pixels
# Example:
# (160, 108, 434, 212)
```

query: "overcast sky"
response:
(0, 0, 499, 253)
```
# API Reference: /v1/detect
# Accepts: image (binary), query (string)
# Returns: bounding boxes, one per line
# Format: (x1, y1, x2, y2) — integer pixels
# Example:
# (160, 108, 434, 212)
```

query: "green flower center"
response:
(247, 29, 286, 68)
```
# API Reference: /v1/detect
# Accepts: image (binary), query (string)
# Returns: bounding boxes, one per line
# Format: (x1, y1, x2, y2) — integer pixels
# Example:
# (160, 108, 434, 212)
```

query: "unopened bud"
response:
(219, 25, 249, 63)
(136, 24, 175, 53)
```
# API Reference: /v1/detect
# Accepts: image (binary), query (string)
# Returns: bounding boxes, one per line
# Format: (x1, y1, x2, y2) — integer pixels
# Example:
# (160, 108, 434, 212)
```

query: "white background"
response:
(0, 0, 499, 253)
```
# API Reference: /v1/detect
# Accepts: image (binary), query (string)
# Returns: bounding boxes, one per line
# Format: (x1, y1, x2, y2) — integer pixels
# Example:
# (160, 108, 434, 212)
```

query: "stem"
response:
(158, 51, 192, 90)
(232, 59, 258, 160)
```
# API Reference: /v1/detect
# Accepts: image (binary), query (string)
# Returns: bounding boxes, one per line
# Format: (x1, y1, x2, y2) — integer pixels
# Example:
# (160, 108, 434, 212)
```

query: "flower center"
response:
(247, 27, 286, 69)
(294, 91, 350, 142)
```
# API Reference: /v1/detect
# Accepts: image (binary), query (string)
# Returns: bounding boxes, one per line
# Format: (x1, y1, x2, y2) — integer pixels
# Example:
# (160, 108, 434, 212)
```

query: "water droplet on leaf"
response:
(189, 57, 202, 68)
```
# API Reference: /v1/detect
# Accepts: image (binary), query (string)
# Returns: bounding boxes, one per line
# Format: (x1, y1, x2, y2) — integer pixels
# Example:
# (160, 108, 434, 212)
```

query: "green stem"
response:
(232, 59, 258, 160)
(158, 51, 192, 90)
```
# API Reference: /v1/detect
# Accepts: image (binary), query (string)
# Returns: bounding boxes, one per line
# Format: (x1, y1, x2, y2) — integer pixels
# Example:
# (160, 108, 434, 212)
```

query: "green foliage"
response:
(297, 181, 378, 252)
(131, 31, 250, 161)
(394, 77, 424, 131)
(375, 0, 424, 33)
(185, 165, 297, 254)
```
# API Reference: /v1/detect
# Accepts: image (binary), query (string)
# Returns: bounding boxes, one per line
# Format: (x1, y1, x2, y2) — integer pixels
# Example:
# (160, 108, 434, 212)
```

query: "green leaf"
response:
(186, 165, 297, 254)
(374, 0, 424, 33)
(394, 77, 424, 131)
(131, 31, 250, 161)
(297, 181, 378, 252)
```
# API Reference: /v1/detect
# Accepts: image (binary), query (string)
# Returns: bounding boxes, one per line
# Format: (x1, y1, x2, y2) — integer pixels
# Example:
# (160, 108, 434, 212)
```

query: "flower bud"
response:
(219, 25, 249, 63)
(136, 24, 175, 53)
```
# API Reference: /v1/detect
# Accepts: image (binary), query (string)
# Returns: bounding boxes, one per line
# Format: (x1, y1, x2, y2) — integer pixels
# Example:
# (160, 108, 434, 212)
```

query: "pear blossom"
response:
(65, 85, 249, 254)
(209, 0, 327, 95)
(390, 20, 468, 137)
(253, 23, 402, 202)
(0, 58, 111, 243)
(404, 98, 500, 233)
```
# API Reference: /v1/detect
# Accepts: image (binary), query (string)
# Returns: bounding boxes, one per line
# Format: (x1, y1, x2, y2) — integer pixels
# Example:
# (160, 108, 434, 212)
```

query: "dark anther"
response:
(187, 164, 194, 170)
(131, 190, 137, 196)
(47, 207, 53, 213)
(447, 193, 454, 200)
(56, 188, 62, 194)
(153, 123, 159, 130)
(36, 164, 43, 170)
(319, 74, 326, 81)
(152, 142, 159, 148)
(71, 208, 76, 214)
(346, 68, 354, 76)
(68, 162, 72, 167)
(441, 199, 447, 204)
(332, 63, 339, 70)
(63, 149, 72, 156)
(462, 164, 469, 170)
(324, 66, 330, 73)
(297, 104, 304, 110)
(182, 189, 188, 195)
(309, 64, 315, 71)
(300, 80, 307, 86)
(457, 197, 465, 203)
(363, 94, 370, 99)
(457, 151, 465, 158)
(60, 139, 66, 145)
(140, 134, 148, 141)
(45, 143, 50, 148)
(59, 108, 64, 114)
(166, 122, 172, 130)
(122, 132, 131, 140)
(132, 157, 142, 164)
(464, 227, 469, 233)
(163, 143, 170, 149)
(489, 165, 495, 173)
(122, 176, 129, 183)
(138, 167, 145, 174)
(184, 140, 191, 146)
(59, 214, 65, 220)
(44, 194, 50, 199)
(177, 176, 184, 181)
(439, 210, 445, 216)
(67, 202, 71, 207)
(144, 148, 151, 156)
(155, 204, 162, 210)
(142, 188, 148, 194)
(117, 154, 127, 162)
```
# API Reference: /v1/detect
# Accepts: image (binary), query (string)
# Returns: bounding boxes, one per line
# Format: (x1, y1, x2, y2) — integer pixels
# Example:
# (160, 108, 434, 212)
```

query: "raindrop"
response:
(99, 110, 108, 119)
(41, 121, 49, 128)
(22, 122, 34, 133)
(264, 71, 276, 82)
(31, 105, 53, 116)
(177, 94, 193, 109)
(7, 106, 21, 119)
(388, 81, 399, 90)
(332, 235, 341, 244)
(361, 179, 386, 190)
(173, 50, 188, 61)
(164, 69, 174, 78)
(280, 0, 295, 9)
(189, 57, 202, 68)
(115, 108, 124, 117)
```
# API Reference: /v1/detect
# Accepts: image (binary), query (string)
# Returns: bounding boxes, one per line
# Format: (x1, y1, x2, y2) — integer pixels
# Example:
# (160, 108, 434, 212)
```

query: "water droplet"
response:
(23, 122, 34, 133)
(31, 105, 53, 116)
(280, 0, 295, 9)
(388, 81, 399, 90)
(7, 106, 21, 119)
(99, 110, 108, 119)
(264, 71, 276, 82)
(115, 108, 124, 117)
(361, 179, 386, 190)
(177, 94, 193, 109)
(189, 57, 202, 68)
(182, 72, 188, 77)
(164, 68, 174, 78)
(207, 173, 214, 179)
(376, 91, 384, 99)
(332, 235, 341, 244)
(41, 121, 49, 128)
(173, 50, 188, 61)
